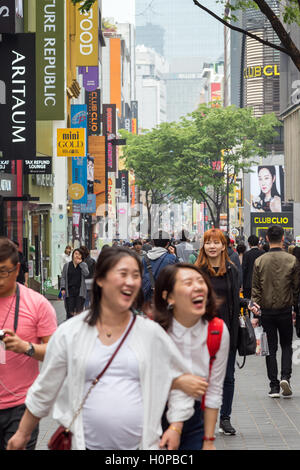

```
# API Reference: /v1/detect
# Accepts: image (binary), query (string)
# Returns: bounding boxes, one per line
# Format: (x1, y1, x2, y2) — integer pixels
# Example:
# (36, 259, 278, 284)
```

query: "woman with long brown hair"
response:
(195, 228, 258, 436)
(154, 263, 230, 450)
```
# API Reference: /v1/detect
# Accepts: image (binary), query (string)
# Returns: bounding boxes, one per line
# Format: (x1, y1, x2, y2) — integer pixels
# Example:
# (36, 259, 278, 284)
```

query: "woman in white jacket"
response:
(7, 247, 194, 451)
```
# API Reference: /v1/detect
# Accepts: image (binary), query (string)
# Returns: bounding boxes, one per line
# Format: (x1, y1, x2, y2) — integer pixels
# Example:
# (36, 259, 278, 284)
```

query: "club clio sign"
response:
(244, 65, 280, 79)
(36, 0, 65, 120)
(0, 33, 36, 160)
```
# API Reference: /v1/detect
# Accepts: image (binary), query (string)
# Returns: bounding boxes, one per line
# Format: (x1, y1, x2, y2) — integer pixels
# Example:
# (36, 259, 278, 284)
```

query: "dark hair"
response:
(153, 263, 217, 331)
(0, 238, 19, 265)
(293, 246, 300, 263)
(79, 245, 89, 259)
(257, 166, 281, 201)
(262, 242, 270, 252)
(133, 240, 142, 247)
(236, 243, 246, 254)
(267, 225, 284, 244)
(153, 230, 170, 248)
(248, 235, 259, 247)
(85, 247, 143, 326)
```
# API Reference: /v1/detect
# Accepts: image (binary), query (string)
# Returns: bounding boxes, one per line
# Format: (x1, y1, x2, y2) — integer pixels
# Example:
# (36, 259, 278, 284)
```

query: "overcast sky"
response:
(102, 0, 135, 23)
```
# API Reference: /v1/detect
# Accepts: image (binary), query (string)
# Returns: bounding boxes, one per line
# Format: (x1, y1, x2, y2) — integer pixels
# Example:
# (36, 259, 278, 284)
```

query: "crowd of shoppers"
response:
(2, 225, 300, 451)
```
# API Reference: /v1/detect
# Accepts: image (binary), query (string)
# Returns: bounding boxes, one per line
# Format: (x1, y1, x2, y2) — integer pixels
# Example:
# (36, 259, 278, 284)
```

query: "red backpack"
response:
(201, 316, 224, 410)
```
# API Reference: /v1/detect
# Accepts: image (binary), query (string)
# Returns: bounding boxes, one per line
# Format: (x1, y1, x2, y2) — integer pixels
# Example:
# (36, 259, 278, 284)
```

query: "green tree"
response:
(120, 123, 185, 237)
(193, 1, 300, 72)
(168, 105, 280, 227)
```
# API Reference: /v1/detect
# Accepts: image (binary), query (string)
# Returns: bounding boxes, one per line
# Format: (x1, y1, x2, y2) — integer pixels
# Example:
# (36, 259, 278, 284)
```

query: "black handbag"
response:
(237, 313, 256, 368)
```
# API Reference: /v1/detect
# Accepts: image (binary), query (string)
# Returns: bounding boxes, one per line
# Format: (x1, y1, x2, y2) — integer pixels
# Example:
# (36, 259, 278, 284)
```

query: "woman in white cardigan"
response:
(7, 247, 194, 451)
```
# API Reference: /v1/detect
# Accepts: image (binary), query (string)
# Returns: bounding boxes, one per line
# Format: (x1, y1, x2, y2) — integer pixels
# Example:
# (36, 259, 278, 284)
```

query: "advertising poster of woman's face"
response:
(251, 165, 283, 213)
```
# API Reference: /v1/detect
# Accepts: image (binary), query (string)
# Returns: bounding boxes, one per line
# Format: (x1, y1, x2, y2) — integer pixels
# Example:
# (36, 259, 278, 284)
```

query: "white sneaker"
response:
(280, 379, 292, 398)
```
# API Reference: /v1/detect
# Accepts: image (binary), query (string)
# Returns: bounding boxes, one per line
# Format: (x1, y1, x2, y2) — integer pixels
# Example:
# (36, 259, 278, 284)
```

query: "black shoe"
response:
(280, 379, 292, 398)
(268, 387, 280, 398)
(219, 418, 236, 435)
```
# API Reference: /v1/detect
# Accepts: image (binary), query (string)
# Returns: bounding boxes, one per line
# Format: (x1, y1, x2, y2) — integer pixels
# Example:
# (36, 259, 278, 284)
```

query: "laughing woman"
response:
(7, 248, 194, 450)
(195, 229, 258, 436)
(154, 263, 230, 450)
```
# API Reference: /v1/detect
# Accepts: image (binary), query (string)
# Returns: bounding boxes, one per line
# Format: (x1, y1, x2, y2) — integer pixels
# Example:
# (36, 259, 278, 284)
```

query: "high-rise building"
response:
(135, 0, 224, 121)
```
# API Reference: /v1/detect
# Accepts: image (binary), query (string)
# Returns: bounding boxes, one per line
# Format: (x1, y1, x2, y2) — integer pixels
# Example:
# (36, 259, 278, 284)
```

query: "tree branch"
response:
(192, 0, 290, 56)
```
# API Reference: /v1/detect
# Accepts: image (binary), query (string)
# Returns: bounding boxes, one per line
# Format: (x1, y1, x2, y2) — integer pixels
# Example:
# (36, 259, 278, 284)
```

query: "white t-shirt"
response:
(168, 317, 230, 409)
(82, 330, 144, 450)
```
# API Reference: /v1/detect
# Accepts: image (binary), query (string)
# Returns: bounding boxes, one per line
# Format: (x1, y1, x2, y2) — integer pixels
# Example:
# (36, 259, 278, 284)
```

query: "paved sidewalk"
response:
(36, 302, 300, 450)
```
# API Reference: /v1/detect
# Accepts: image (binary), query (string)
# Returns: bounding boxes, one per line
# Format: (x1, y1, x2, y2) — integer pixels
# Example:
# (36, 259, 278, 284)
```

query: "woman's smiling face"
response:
(167, 268, 209, 325)
(96, 256, 142, 312)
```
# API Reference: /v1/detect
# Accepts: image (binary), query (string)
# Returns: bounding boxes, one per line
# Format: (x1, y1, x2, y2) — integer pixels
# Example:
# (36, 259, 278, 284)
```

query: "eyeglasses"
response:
(0, 267, 17, 278)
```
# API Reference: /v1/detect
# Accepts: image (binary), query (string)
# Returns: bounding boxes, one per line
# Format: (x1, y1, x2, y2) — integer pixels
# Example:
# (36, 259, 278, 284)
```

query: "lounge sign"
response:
(23, 157, 52, 174)
(0, 33, 36, 160)
(36, 0, 65, 120)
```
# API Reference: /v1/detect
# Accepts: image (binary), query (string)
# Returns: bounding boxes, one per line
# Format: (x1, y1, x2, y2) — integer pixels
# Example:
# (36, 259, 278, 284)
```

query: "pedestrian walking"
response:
(195, 228, 258, 436)
(80, 246, 96, 308)
(60, 249, 89, 319)
(225, 235, 242, 287)
(252, 225, 300, 398)
(242, 235, 264, 299)
(132, 240, 146, 260)
(0, 237, 57, 450)
(142, 230, 177, 316)
(154, 263, 230, 450)
(176, 230, 194, 262)
(7, 247, 194, 451)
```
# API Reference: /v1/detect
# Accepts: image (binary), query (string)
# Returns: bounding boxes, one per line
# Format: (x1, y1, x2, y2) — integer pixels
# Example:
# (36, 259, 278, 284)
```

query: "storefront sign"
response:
(23, 157, 52, 174)
(36, 0, 65, 120)
(0, 33, 36, 159)
(244, 65, 280, 79)
(0, 0, 19, 33)
(75, 1, 98, 66)
(0, 160, 12, 173)
(57, 128, 86, 157)
(86, 89, 100, 135)
(71, 104, 88, 205)
(103, 104, 117, 172)
(116, 170, 128, 203)
(251, 211, 294, 236)
(80, 66, 99, 91)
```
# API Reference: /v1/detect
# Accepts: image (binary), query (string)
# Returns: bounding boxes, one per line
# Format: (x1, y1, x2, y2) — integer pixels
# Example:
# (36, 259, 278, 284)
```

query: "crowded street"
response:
(1, 0, 300, 455)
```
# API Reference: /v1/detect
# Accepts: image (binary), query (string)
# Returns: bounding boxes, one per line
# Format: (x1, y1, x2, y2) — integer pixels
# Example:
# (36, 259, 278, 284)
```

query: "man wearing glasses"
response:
(0, 238, 57, 450)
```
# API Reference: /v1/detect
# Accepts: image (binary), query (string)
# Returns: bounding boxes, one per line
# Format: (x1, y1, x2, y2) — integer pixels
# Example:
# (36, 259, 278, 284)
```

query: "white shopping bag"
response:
(255, 326, 269, 356)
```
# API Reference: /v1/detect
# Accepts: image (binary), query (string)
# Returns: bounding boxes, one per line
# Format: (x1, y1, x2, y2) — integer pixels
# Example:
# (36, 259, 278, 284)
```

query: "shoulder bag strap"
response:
(13, 284, 20, 333)
(145, 255, 155, 288)
(66, 314, 137, 432)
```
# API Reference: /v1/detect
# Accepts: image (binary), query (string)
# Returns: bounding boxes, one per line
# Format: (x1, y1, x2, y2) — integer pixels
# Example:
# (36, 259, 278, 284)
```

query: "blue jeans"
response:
(220, 349, 236, 420)
(162, 401, 204, 450)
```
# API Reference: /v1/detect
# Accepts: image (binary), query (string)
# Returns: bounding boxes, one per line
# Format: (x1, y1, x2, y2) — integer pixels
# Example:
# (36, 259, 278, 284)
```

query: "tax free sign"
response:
(36, 0, 64, 120)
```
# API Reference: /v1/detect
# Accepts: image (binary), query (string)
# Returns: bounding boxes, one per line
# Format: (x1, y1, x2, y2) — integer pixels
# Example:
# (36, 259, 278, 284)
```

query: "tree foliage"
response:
(194, 0, 300, 71)
(121, 105, 280, 227)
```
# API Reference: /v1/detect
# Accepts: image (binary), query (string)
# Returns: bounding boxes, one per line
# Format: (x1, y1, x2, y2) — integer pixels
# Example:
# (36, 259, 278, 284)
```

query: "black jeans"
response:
(220, 349, 236, 420)
(65, 296, 85, 319)
(0, 404, 39, 450)
(261, 312, 293, 388)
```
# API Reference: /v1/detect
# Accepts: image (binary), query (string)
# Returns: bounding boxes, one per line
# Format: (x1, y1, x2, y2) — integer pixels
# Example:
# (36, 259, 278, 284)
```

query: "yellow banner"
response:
(75, 1, 98, 66)
(57, 128, 86, 157)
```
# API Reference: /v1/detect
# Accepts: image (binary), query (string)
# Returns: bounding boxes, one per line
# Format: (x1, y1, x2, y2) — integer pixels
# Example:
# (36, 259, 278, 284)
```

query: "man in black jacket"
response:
(242, 235, 263, 299)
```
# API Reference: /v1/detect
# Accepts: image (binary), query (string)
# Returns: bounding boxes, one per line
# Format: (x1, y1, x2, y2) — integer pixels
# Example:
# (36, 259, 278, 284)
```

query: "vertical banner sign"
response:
(88, 135, 106, 216)
(0, 33, 36, 160)
(75, 0, 98, 66)
(103, 104, 116, 172)
(0, 0, 16, 33)
(36, 0, 65, 120)
(71, 104, 88, 204)
(131, 100, 138, 135)
(86, 89, 100, 135)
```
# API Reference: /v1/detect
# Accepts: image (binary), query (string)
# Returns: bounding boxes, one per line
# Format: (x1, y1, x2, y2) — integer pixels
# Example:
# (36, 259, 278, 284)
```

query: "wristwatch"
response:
(24, 342, 35, 357)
